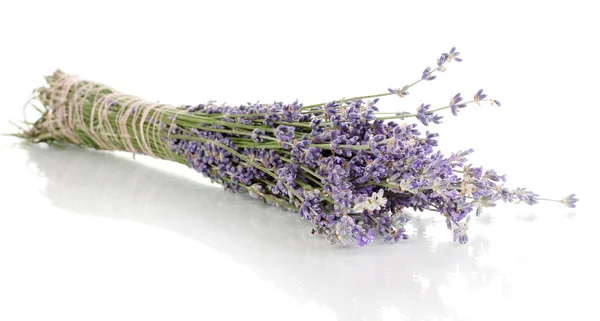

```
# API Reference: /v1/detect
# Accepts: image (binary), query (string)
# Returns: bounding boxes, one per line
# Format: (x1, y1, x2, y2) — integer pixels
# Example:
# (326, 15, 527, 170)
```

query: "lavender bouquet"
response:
(12, 48, 577, 246)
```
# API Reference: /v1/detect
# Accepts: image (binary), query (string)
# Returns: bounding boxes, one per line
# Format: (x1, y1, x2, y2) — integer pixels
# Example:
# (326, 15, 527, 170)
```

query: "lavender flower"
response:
(513, 188, 539, 205)
(355, 227, 376, 247)
(473, 89, 488, 105)
(436, 55, 447, 72)
(449, 93, 467, 116)
(251, 129, 265, 143)
(445, 47, 463, 62)
(416, 103, 443, 126)
(275, 125, 295, 145)
(329, 216, 355, 245)
(388, 86, 409, 98)
(353, 189, 387, 213)
(561, 194, 579, 208)
(435, 47, 462, 73)
(421, 67, 437, 81)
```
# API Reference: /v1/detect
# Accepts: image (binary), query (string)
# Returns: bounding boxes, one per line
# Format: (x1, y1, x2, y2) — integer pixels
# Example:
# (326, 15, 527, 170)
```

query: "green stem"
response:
(536, 198, 562, 203)
(301, 68, 438, 109)
(375, 100, 480, 121)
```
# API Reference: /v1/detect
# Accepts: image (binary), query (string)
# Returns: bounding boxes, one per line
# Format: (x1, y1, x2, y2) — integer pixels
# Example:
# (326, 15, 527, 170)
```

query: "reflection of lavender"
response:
(27, 145, 503, 321)
(17, 47, 577, 246)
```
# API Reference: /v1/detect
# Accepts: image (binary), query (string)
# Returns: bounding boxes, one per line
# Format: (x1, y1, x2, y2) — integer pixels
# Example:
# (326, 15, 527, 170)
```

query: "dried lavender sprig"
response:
(375, 96, 500, 121)
(538, 194, 579, 208)
(200, 49, 464, 123)
(211, 47, 486, 129)
(300, 47, 461, 110)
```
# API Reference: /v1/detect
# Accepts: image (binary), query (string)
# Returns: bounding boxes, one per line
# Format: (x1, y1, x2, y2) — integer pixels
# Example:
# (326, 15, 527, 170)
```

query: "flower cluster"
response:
(162, 50, 577, 245)
(21, 47, 578, 246)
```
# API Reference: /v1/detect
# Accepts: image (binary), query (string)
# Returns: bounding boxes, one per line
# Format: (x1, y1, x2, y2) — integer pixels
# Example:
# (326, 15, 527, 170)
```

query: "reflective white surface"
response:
(0, 139, 597, 321)
(1, 1, 599, 320)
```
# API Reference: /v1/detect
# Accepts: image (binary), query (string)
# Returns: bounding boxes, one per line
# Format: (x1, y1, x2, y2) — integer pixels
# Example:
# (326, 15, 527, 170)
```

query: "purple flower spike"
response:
(449, 93, 467, 116)
(251, 128, 265, 143)
(561, 194, 579, 208)
(474, 89, 488, 105)
(446, 47, 463, 62)
(431, 114, 444, 124)
(414, 103, 444, 126)
(355, 228, 375, 247)
(513, 188, 539, 205)
(388, 86, 410, 98)
(436, 47, 462, 72)
(422, 67, 436, 81)
(416, 103, 432, 125)
(436, 54, 448, 72)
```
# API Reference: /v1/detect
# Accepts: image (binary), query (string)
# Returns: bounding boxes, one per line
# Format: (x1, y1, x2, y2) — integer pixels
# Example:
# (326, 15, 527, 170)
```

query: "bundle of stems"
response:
(11, 48, 577, 246)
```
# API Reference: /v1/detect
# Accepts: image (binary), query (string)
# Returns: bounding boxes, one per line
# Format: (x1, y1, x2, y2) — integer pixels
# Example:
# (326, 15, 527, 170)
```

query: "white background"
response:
(0, 1, 598, 320)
